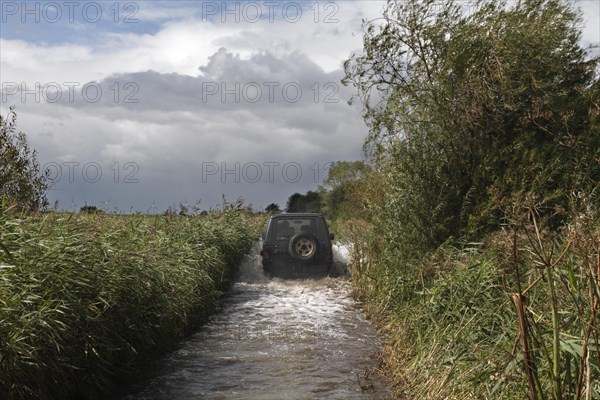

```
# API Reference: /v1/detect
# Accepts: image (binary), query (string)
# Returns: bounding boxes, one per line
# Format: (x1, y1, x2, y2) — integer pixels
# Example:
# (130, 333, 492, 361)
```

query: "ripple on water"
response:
(116, 243, 395, 400)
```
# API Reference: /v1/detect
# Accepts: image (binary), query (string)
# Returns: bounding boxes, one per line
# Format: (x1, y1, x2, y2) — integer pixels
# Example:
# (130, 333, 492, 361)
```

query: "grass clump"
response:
(0, 208, 262, 400)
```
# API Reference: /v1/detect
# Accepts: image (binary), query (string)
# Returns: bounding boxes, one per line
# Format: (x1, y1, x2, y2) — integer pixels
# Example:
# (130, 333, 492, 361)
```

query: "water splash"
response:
(115, 241, 394, 400)
(235, 241, 270, 283)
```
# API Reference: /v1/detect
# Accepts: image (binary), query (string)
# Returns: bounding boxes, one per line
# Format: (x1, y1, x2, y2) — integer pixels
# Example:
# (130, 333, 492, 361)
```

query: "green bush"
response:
(0, 108, 48, 212)
(339, 0, 600, 397)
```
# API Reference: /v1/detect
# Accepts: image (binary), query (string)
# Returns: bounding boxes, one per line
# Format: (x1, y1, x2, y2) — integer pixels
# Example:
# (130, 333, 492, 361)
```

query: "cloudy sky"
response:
(1, 1, 598, 213)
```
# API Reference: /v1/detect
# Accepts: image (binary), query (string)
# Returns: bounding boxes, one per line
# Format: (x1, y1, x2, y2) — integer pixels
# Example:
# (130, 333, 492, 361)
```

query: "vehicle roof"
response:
(269, 212, 325, 219)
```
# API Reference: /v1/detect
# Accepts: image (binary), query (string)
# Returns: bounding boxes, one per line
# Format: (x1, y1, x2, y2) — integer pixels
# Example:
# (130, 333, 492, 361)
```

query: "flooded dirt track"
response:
(116, 245, 394, 400)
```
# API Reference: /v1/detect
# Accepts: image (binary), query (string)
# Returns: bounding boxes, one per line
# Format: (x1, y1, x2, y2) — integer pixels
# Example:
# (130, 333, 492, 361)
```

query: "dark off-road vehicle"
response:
(260, 213, 334, 277)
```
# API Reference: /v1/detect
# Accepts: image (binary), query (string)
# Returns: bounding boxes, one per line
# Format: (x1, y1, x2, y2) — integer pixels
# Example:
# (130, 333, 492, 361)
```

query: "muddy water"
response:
(116, 244, 394, 400)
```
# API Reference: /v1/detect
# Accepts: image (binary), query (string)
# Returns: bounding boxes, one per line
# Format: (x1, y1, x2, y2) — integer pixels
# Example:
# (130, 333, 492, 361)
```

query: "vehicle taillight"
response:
(324, 247, 333, 262)
(261, 247, 270, 259)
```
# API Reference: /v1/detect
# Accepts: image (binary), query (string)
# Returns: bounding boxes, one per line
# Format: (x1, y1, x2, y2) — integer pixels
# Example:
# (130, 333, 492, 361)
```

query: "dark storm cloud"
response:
(28, 48, 367, 212)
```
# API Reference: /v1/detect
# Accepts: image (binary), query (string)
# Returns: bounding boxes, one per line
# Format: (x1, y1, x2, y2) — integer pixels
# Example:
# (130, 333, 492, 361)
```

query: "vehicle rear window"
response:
(275, 218, 319, 239)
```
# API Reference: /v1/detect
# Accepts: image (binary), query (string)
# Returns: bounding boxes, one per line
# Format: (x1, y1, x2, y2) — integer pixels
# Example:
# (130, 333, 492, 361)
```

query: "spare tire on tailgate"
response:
(288, 232, 318, 262)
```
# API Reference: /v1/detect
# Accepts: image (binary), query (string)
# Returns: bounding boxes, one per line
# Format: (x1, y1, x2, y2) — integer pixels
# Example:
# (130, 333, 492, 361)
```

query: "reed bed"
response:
(0, 208, 262, 400)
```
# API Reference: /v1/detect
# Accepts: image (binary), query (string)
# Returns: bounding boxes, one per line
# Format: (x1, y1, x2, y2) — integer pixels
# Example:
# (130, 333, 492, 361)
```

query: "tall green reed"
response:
(0, 208, 261, 400)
